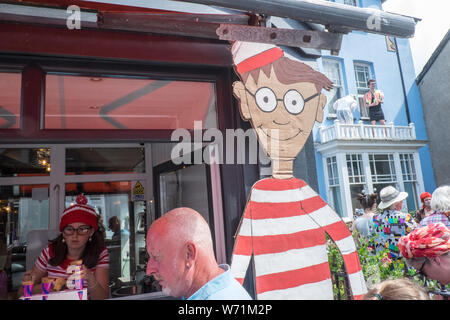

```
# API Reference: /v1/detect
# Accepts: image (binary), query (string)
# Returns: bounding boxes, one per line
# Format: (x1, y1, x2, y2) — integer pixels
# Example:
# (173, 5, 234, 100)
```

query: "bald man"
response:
(146, 207, 252, 300)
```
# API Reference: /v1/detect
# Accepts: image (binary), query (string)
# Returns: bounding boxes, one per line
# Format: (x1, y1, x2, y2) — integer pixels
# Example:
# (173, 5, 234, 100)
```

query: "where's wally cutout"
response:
(230, 41, 367, 299)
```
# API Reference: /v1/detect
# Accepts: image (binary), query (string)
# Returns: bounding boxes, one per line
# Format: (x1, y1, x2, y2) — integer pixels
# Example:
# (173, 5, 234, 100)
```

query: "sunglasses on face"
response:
(63, 225, 92, 236)
(416, 258, 429, 279)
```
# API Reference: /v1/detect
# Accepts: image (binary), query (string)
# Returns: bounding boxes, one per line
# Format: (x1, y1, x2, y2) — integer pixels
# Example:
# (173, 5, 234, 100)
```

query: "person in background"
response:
(108, 216, 130, 243)
(419, 186, 450, 228)
(398, 223, 450, 286)
(145, 207, 252, 300)
(352, 191, 378, 238)
(364, 79, 386, 125)
(363, 278, 429, 300)
(372, 186, 417, 259)
(415, 192, 433, 223)
(332, 94, 357, 124)
(19, 194, 109, 300)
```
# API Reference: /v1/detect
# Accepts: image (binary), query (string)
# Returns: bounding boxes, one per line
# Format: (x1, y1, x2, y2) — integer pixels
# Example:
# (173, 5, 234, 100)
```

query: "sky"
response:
(382, 0, 450, 76)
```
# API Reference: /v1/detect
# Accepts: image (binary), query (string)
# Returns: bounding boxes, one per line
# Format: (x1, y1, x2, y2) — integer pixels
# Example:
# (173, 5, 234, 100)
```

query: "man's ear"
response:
(233, 81, 251, 121)
(429, 256, 441, 266)
(315, 93, 327, 123)
(185, 241, 196, 264)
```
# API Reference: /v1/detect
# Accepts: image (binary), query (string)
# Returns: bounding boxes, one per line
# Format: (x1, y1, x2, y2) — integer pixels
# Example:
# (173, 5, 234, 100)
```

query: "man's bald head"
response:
(145, 208, 222, 297)
(147, 207, 214, 255)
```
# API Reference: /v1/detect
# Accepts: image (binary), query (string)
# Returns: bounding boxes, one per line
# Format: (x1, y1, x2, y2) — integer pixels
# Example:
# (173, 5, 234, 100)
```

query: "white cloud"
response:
(383, 0, 450, 75)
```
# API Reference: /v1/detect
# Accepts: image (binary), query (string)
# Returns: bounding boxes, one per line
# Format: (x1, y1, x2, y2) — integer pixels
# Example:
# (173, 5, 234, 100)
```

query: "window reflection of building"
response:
(326, 156, 343, 217)
(353, 62, 373, 118)
(323, 58, 345, 115)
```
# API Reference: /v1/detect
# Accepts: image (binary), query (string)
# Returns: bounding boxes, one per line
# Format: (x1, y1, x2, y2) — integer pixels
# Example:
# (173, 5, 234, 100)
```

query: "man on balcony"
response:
(364, 79, 386, 125)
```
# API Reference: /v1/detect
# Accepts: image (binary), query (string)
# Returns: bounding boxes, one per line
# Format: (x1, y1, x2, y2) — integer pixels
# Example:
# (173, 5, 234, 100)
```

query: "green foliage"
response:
(327, 230, 450, 299)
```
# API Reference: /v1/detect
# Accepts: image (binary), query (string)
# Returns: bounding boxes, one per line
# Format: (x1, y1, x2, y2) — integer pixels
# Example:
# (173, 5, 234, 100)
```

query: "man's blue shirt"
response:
(186, 264, 252, 300)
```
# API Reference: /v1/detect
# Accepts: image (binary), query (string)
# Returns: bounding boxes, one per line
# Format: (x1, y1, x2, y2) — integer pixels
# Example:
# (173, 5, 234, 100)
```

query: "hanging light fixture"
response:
(35, 148, 51, 172)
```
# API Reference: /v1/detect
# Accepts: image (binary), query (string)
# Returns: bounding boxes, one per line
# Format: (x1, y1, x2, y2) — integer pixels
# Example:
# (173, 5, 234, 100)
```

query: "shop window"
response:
(0, 184, 50, 296)
(44, 74, 217, 130)
(158, 164, 211, 225)
(66, 147, 145, 175)
(400, 153, 418, 211)
(369, 153, 397, 195)
(326, 156, 343, 217)
(0, 72, 21, 129)
(346, 154, 366, 214)
(323, 58, 344, 115)
(0, 148, 51, 177)
(353, 62, 373, 118)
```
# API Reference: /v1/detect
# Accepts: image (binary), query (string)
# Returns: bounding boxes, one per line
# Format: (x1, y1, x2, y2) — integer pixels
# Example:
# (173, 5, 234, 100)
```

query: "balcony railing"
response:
(319, 120, 416, 143)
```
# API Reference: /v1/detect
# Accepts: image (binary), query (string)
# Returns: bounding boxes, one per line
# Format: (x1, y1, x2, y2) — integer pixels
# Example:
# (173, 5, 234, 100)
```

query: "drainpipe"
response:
(394, 37, 412, 124)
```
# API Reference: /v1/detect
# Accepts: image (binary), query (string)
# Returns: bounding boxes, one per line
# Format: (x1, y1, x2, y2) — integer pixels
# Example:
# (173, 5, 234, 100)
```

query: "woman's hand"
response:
(80, 265, 109, 300)
(80, 265, 97, 288)
(21, 270, 36, 284)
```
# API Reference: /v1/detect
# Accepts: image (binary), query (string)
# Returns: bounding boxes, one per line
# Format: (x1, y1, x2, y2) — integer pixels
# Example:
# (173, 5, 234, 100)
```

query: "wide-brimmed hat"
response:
(378, 186, 408, 210)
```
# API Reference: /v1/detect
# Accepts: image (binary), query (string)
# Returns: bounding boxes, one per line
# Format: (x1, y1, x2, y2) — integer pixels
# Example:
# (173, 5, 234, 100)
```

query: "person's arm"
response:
(230, 200, 253, 286)
(302, 185, 367, 299)
(363, 93, 375, 108)
(378, 91, 384, 104)
(17, 266, 47, 297)
(82, 265, 109, 300)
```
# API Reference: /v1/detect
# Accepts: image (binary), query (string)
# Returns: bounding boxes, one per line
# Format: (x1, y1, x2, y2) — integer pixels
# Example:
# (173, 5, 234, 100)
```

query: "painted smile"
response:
(272, 120, 290, 125)
(258, 125, 302, 141)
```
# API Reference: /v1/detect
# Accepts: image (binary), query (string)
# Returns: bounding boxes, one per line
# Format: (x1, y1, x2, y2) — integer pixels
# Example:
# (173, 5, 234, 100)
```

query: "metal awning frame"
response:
(0, 1, 420, 55)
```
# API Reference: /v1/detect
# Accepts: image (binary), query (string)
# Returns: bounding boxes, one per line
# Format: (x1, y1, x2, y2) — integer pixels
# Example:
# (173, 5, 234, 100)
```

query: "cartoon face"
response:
(233, 67, 327, 160)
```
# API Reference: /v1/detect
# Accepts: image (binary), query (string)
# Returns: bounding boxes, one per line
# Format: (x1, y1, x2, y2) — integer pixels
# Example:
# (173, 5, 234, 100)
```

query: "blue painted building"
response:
(311, 0, 436, 219)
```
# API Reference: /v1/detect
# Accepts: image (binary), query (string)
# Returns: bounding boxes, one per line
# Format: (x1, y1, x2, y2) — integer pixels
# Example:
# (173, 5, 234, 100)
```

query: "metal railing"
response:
(320, 120, 416, 143)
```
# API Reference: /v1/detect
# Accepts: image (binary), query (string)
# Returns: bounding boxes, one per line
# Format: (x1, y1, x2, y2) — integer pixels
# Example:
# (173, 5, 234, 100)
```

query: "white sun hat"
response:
(378, 186, 408, 210)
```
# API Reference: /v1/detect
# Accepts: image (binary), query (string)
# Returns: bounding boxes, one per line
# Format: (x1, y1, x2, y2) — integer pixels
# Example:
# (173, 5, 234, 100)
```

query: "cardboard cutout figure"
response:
(230, 42, 367, 299)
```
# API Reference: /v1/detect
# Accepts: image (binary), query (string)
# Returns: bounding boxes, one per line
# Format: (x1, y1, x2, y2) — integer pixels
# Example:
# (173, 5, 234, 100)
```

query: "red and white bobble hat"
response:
(59, 194, 98, 231)
(231, 41, 284, 75)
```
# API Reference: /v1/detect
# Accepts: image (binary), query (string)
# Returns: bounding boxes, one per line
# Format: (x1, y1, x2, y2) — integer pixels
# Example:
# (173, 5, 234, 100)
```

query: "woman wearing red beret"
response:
(415, 192, 433, 223)
(20, 194, 109, 300)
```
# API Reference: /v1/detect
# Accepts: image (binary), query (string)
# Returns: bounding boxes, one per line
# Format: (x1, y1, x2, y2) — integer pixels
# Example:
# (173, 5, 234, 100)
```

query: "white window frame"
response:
(321, 148, 426, 222)
(353, 62, 373, 119)
(323, 58, 345, 117)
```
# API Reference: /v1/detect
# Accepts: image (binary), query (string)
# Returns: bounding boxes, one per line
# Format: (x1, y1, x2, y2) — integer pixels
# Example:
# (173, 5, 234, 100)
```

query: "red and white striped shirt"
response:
(231, 177, 367, 300)
(35, 244, 109, 280)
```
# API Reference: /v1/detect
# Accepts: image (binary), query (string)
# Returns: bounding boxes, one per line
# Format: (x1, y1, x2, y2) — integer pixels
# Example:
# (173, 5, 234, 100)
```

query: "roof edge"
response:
(416, 29, 450, 83)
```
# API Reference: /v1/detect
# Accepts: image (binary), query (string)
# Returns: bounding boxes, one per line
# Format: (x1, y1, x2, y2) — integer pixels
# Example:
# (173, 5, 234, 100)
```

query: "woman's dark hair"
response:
(49, 228, 105, 269)
(357, 191, 378, 210)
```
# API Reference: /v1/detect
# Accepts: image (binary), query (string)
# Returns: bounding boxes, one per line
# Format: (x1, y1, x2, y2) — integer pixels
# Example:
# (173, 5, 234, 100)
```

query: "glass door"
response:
(153, 144, 226, 266)
(64, 182, 146, 292)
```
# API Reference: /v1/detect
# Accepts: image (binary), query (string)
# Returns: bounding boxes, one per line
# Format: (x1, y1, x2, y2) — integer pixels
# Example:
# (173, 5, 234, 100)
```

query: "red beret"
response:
(59, 194, 98, 231)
